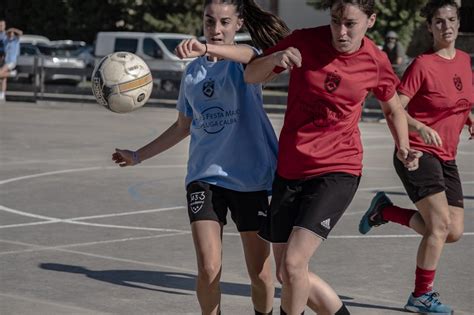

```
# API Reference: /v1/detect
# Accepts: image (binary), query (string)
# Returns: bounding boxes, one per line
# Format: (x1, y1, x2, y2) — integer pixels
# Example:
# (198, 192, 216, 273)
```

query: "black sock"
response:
(255, 308, 272, 315)
(335, 303, 350, 315)
(279, 306, 304, 315)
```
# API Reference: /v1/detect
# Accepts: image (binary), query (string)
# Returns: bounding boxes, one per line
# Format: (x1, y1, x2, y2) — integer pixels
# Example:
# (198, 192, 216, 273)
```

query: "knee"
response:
(280, 258, 304, 284)
(446, 226, 463, 243)
(248, 264, 273, 288)
(426, 217, 450, 239)
(198, 262, 221, 284)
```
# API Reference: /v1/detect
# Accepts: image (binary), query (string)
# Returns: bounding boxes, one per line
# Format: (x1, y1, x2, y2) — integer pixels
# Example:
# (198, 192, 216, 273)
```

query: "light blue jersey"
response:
(3, 36, 20, 65)
(177, 55, 278, 192)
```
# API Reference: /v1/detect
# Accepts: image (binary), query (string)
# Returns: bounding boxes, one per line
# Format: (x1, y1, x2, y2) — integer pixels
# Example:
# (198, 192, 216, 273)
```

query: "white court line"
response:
(0, 238, 197, 273)
(0, 232, 190, 256)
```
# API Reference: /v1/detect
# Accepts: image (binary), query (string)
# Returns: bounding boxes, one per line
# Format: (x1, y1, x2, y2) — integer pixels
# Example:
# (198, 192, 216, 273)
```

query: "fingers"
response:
(397, 148, 422, 171)
(175, 39, 204, 59)
(420, 127, 442, 147)
(273, 47, 302, 70)
(112, 149, 132, 167)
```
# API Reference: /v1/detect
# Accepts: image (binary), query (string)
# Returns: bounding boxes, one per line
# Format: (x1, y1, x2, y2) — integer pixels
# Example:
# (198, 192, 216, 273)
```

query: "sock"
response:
(335, 303, 350, 315)
(279, 306, 304, 315)
(255, 309, 272, 315)
(381, 205, 417, 227)
(413, 266, 436, 297)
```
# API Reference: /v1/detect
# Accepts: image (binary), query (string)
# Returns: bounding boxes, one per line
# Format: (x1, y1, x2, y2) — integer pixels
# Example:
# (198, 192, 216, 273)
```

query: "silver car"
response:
(16, 42, 86, 85)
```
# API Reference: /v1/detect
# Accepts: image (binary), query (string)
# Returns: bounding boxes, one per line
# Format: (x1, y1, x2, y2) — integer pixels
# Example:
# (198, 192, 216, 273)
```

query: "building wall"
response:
(256, 0, 329, 30)
(278, 0, 329, 30)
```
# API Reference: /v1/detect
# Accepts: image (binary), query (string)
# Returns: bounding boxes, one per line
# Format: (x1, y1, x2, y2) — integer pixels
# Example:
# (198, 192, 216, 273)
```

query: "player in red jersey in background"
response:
(359, 1, 473, 313)
(244, 0, 422, 314)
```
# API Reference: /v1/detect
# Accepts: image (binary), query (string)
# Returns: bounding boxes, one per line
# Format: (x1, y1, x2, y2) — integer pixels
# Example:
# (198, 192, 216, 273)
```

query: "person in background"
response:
(382, 30, 406, 65)
(0, 20, 22, 102)
(359, 1, 473, 313)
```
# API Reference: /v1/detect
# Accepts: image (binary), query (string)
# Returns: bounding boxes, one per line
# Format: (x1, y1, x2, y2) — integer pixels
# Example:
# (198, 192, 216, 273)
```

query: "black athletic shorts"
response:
(393, 151, 464, 208)
(259, 172, 360, 242)
(186, 181, 268, 232)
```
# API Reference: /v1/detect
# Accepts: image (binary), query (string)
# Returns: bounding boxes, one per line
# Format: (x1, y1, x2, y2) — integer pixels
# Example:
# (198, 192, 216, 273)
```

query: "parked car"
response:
(94, 32, 196, 91)
(15, 42, 86, 85)
(19, 34, 51, 45)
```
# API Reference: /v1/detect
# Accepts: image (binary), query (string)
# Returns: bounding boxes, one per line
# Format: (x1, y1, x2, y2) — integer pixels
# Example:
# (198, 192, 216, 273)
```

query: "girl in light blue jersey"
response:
(112, 1, 289, 314)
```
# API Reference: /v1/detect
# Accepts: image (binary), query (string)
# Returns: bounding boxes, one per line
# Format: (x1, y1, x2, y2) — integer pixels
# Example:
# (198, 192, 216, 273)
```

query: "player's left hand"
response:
(396, 147, 423, 171)
(175, 38, 206, 59)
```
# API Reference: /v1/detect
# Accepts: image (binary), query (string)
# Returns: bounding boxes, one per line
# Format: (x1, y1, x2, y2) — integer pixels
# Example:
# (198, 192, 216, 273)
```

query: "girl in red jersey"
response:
(359, 1, 473, 314)
(244, 0, 421, 314)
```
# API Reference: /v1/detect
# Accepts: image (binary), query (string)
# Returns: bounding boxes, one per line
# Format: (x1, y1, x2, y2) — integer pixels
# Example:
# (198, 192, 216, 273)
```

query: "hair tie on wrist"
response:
(132, 151, 141, 164)
(202, 43, 208, 57)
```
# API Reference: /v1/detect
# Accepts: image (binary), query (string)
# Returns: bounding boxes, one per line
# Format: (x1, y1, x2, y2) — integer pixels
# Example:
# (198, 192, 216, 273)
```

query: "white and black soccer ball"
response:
(91, 52, 153, 113)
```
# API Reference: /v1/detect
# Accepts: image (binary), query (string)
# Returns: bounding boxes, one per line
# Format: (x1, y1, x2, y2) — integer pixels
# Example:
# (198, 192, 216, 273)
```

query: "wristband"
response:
(132, 151, 141, 164)
(202, 43, 208, 56)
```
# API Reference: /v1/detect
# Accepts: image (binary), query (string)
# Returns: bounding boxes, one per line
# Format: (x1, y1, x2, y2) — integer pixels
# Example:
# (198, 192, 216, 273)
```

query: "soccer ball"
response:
(91, 52, 153, 113)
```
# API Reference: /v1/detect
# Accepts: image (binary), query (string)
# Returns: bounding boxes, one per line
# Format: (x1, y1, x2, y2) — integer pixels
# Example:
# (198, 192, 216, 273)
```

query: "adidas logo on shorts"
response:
(320, 218, 331, 230)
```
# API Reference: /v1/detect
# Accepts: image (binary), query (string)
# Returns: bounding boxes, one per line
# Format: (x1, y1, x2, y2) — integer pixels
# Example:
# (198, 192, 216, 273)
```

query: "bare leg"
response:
(408, 205, 464, 243)
(415, 192, 451, 270)
(240, 231, 274, 313)
(273, 243, 343, 314)
(191, 220, 223, 315)
(278, 228, 343, 315)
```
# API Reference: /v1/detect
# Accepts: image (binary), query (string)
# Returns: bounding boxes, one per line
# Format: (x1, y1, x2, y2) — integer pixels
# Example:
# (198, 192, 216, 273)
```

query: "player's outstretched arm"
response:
(112, 112, 192, 167)
(399, 93, 442, 147)
(380, 93, 422, 171)
(175, 38, 257, 64)
(244, 47, 301, 84)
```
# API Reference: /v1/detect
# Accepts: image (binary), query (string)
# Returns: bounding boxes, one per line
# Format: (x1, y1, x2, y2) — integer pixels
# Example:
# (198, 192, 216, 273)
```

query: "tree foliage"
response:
(0, 0, 204, 44)
(306, 0, 428, 49)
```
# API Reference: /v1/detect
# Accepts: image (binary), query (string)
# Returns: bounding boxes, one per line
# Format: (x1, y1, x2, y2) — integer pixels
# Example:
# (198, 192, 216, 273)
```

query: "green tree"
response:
(306, 0, 427, 50)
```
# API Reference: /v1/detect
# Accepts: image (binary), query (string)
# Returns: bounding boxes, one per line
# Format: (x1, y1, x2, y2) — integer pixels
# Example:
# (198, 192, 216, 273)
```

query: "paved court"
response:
(0, 101, 472, 315)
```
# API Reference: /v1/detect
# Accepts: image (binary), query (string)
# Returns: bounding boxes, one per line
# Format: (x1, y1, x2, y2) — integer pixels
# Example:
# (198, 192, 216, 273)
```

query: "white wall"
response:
(278, 0, 330, 30)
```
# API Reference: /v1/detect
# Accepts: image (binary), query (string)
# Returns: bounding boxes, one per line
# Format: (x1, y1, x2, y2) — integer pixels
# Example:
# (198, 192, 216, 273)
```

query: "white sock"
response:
(0, 92, 4, 99)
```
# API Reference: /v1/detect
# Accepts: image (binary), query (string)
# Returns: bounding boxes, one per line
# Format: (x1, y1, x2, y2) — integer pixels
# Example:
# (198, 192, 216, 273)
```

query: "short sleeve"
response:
(372, 53, 400, 102)
(398, 58, 424, 99)
(262, 30, 300, 74)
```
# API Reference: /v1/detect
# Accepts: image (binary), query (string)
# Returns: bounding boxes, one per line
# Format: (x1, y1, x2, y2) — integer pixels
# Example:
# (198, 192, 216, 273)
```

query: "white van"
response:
(94, 32, 195, 90)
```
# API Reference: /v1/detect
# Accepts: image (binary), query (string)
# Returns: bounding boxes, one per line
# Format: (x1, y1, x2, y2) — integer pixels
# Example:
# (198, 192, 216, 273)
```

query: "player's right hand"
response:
(271, 47, 302, 70)
(417, 124, 442, 147)
(112, 149, 135, 167)
(396, 147, 423, 171)
(175, 38, 206, 59)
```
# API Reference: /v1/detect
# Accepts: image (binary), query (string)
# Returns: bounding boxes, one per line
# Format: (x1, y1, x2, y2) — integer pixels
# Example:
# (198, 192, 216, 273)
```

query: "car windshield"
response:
(36, 44, 82, 57)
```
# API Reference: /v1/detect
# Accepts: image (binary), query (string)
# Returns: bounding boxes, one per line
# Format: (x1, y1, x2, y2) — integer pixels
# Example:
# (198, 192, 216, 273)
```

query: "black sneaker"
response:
(358, 191, 392, 234)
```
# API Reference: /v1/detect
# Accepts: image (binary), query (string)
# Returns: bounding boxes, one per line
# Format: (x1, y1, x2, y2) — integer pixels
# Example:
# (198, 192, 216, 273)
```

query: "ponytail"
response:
(241, 0, 290, 50)
(203, 0, 290, 51)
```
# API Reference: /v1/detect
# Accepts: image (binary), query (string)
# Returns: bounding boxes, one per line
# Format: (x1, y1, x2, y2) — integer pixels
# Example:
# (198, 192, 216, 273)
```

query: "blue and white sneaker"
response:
(405, 291, 453, 314)
(358, 191, 392, 234)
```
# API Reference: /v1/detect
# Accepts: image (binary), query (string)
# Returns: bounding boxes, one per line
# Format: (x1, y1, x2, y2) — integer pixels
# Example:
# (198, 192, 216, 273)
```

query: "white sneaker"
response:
(8, 70, 17, 77)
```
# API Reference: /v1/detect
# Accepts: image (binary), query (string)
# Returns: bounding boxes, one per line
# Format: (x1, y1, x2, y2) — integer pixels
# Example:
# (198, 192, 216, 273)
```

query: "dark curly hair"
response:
(319, 0, 375, 17)
(420, 0, 459, 24)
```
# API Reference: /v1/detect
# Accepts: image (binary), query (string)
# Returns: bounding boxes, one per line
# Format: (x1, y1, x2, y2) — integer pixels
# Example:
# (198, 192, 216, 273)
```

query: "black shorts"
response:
(186, 181, 268, 232)
(259, 172, 360, 242)
(393, 151, 464, 207)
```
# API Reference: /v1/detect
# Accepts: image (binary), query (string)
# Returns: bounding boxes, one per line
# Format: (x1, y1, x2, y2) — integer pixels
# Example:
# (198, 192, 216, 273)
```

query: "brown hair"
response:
(319, 0, 375, 17)
(203, 0, 290, 50)
(420, 0, 459, 24)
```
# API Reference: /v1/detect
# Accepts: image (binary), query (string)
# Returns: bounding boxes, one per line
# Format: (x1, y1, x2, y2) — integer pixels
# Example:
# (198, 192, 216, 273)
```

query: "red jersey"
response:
(398, 49, 473, 161)
(264, 26, 399, 179)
